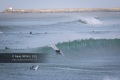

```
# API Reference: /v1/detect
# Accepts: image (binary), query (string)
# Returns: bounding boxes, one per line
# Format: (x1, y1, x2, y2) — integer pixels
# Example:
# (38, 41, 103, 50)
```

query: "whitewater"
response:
(0, 12, 120, 80)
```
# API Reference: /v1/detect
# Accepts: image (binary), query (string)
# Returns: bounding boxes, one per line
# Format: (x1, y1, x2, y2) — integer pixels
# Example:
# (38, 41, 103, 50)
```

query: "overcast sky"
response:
(0, 0, 120, 12)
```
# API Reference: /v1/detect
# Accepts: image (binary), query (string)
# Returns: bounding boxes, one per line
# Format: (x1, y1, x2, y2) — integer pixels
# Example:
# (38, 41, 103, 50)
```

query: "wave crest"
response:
(78, 17, 102, 25)
(57, 39, 120, 50)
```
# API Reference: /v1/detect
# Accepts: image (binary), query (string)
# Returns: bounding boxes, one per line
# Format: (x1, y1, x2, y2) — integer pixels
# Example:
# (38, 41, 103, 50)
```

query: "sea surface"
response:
(0, 12, 120, 80)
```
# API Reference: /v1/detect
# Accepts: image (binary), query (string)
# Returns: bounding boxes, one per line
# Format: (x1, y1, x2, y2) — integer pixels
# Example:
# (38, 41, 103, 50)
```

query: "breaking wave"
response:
(36, 38, 120, 63)
(1, 39, 120, 63)
(0, 17, 102, 29)
(36, 39, 120, 54)
(2, 39, 120, 53)
(78, 17, 102, 25)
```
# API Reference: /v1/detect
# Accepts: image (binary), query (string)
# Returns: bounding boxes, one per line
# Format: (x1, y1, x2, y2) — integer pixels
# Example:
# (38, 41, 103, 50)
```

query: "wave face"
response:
(38, 39, 120, 53)
(30, 39, 120, 63)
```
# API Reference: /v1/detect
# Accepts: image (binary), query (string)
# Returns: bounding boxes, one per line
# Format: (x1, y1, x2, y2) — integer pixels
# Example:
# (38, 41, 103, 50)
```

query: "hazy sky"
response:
(0, 0, 120, 12)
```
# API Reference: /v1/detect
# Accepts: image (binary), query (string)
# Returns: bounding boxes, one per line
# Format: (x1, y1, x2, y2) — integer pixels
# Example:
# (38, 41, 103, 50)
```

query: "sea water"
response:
(0, 12, 120, 80)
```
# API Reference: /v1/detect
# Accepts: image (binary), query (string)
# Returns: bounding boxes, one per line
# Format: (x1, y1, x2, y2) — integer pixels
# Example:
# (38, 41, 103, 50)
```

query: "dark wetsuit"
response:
(30, 31, 32, 34)
(55, 50, 60, 52)
(5, 47, 9, 49)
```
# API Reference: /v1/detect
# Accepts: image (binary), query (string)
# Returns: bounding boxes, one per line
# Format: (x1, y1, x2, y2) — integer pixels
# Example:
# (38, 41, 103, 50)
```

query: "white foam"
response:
(103, 76, 119, 80)
(0, 32, 3, 34)
(79, 17, 102, 25)
(51, 44, 59, 50)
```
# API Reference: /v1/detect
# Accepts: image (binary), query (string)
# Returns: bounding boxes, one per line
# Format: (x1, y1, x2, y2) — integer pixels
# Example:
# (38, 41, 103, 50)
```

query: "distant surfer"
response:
(30, 31, 32, 34)
(30, 65, 39, 70)
(30, 66, 33, 70)
(5, 47, 9, 49)
(94, 16, 99, 19)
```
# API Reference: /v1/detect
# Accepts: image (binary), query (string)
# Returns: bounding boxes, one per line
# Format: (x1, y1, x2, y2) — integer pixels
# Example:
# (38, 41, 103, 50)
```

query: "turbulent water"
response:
(0, 12, 120, 80)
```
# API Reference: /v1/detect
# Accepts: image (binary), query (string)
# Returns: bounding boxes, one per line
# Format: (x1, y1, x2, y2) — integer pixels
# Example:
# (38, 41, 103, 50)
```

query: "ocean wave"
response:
(1, 39, 120, 63)
(35, 38, 120, 63)
(38, 18, 103, 27)
(2, 39, 119, 53)
(35, 39, 120, 54)
(57, 39, 120, 50)
(43, 17, 103, 26)
(0, 17, 106, 31)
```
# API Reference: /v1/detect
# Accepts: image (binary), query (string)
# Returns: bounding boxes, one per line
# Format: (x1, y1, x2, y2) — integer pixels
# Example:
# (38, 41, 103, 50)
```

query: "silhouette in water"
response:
(30, 31, 32, 34)
(5, 47, 9, 49)
(30, 65, 39, 70)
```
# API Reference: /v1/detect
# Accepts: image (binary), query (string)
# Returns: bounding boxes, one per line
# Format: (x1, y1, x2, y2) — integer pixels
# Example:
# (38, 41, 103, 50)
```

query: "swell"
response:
(0, 17, 102, 31)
